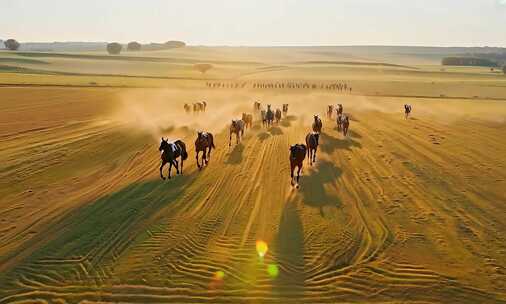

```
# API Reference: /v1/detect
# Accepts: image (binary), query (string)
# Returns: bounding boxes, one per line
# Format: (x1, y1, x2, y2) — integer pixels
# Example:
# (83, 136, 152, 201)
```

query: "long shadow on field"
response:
(257, 131, 271, 142)
(0, 173, 197, 288)
(300, 160, 342, 217)
(225, 143, 245, 165)
(274, 200, 305, 298)
(269, 126, 283, 136)
(320, 132, 362, 154)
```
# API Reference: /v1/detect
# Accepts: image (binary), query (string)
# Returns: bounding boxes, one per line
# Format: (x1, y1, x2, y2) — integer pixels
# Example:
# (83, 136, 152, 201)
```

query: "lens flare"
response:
(267, 264, 279, 278)
(256, 240, 268, 258)
(214, 270, 225, 280)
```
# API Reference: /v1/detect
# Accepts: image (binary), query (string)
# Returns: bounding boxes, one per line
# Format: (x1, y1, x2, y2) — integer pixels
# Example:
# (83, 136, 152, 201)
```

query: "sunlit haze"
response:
(2, 0, 506, 46)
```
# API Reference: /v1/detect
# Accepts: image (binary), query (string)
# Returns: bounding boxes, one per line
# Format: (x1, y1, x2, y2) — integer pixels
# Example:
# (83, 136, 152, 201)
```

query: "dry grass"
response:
(0, 48, 505, 303)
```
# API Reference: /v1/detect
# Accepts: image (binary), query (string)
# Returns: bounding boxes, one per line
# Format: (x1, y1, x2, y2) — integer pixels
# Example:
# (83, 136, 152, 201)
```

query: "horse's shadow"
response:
(225, 143, 245, 165)
(269, 126, 283, 136)
(299, 160, 342, 217)
(281, 115, 297, 128)
(257, 132, 271, 142)
(273, 199, 305, 298)
(320, 132, 362, 154)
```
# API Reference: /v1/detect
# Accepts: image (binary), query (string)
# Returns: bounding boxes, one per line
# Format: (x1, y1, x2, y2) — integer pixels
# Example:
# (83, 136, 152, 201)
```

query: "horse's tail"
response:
(176, 140, 188, 160)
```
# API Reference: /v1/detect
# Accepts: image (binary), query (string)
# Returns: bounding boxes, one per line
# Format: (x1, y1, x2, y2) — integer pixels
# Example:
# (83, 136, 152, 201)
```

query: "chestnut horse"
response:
(290, 144, 307, 187)
(275, 109, 282, 124)
(342, 116, 350, 136)
(312, 115, 323, 133)
(229, 119, 245, 146)
(195, 131, 215, 169)
(242, 113, 253, 129)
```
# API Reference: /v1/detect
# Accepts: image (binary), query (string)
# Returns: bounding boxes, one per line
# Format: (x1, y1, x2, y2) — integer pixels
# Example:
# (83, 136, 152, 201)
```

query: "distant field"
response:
(0, 47, 505, 303)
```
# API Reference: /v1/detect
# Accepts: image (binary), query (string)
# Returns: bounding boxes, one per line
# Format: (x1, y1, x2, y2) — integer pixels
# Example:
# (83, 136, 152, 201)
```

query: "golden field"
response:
(0, 47, 505, 303)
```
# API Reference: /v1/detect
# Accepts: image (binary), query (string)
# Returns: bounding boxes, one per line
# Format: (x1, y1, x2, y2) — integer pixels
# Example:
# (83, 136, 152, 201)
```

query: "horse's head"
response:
(314, 115, 319, 121)
(267, 104, 271, 109)
(159, 137, 168, 152)
(197, 131, 203, 139)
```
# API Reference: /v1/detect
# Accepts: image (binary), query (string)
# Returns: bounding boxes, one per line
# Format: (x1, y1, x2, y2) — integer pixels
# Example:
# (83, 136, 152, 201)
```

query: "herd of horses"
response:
(159, 101, 413, 185)
(184, 101, 207, 114)
(205, 81, 353, 92)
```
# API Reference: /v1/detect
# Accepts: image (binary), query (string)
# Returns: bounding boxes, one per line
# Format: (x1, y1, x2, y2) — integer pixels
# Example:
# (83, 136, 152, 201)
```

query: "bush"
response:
(127, 41, 141, 51)
(165, 41, 186, 48)
(106, 42, 122, 55)
(194, 63, 213, 74)
(4, 39, 20, 51)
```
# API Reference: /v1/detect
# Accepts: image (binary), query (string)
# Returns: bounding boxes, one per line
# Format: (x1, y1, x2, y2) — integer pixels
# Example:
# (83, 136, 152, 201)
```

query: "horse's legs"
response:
(160, 161, 167, 180)
(290, 165, 295, 186)
(296, 165, 302, 185)
(196, 150, 201, 169)
(229, 131, 232, 147)
(181, 158, 184, 175)
(313, 147, 317, 163)
(203, 148, 208, 165)
(172, 159, 180, 175)
(168, 161, 173, 179)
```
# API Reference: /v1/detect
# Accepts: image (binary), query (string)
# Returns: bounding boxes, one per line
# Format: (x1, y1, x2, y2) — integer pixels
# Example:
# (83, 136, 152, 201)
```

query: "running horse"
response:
(254, 101, 261, 111)
(305, 132, 319, 166)
(275, 108, 282, 124)
(266, 105, 275, 127)
(404, 104, 412, 119)
(195, 131, 215, 169)
(327, 105, 334, 119)
(290, 144, 307, 188)
(242, 113, 253, 129)
(229, 119, 245, 146)
(342, 116, 350, 136)
(312, 115, 323, 133)
(282, 104, 289, 116)
(336, 113, 343, 131)
(336, 104, 343, 116)
(159, 138, 188, 180)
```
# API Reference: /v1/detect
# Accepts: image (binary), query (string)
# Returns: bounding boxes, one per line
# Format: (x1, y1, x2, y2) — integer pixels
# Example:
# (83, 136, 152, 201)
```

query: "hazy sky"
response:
(1, 0, 505, 46)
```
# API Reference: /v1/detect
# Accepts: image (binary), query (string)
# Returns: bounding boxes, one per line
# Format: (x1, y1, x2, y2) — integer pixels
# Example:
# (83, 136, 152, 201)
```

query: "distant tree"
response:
(165, 40, 186, 48)
(194, 63, 213, 74)
(106, 42, 122, 55)
(127, 41, 141, 51)
(503, 66, 506, 75)
(442, 57, 497, 67)
(4, 39, 20, 51)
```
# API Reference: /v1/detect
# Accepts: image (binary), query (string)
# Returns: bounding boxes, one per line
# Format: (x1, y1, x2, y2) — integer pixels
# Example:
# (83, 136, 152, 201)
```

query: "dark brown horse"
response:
(260, 109, 267, 127)
(404, 104, 412, 119)
(312, 115, 323, 133)
(290, 144, 307, 188)
(266, 105, 275, 127)
(275, 108, 282, 123)
(159, 138, 188, 180)
(342, 116, 350, 136)
(229, 119, 245, 146)
(305, 132, 319, 166)
(202, 101, 207, 112)
(195, 131, 215, 169)
(184, 103, 191, 113)
(282, 104, 289, 116)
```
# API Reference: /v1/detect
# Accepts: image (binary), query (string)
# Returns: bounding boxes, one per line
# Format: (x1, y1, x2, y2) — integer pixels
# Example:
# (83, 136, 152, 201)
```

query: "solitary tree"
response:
(106, 42, 122, 55)
(194, 63, 213, 74)
(127, 41, 141, 51)
(4, 39, 20, 51)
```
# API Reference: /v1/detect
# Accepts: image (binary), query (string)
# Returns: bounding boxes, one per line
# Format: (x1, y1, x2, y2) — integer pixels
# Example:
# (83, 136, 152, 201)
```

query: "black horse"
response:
(159, 138, 188, 180)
